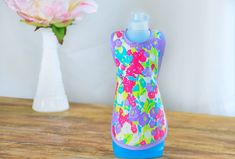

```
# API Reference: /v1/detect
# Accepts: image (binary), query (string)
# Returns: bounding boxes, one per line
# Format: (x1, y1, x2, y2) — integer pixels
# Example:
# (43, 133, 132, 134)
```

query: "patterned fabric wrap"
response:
(110, 30, 167, 150)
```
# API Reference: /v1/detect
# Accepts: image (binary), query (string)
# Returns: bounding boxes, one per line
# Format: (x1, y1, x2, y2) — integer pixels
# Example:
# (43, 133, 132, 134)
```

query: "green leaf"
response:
(51, 25, 67, 45)
(34, 27, 41, 31)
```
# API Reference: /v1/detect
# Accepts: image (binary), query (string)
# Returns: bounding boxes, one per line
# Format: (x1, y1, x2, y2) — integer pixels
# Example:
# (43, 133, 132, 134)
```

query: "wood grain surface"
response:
(0, 97, 234, 159)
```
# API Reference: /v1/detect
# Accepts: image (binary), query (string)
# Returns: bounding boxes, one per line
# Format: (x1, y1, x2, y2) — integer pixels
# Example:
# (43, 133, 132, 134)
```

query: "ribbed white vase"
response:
(33, 29, 69, 112)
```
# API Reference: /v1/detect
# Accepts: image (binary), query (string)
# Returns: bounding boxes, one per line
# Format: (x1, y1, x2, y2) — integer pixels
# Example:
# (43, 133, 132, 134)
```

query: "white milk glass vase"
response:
(4, 0, 98, 112)
(32, 29, 69, 112)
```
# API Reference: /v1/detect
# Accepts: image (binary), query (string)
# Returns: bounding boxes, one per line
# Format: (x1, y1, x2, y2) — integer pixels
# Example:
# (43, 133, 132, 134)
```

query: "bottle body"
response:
(110, 30, 167, 158)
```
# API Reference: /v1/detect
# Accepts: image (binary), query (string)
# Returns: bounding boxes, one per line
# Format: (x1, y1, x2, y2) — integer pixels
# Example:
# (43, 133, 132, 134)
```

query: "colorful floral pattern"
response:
(111, 30, 167, 150)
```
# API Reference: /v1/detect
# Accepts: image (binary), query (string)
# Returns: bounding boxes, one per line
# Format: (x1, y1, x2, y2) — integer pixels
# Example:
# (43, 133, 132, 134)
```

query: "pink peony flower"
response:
(5, 0, 98, 44)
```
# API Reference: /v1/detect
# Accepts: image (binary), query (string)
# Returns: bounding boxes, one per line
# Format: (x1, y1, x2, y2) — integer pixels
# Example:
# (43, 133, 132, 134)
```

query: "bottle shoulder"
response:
(152, 30, 166, 42)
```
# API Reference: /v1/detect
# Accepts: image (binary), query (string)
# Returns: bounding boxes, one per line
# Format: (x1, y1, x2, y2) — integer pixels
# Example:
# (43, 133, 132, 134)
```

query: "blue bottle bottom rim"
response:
(112, 140, 164, 159)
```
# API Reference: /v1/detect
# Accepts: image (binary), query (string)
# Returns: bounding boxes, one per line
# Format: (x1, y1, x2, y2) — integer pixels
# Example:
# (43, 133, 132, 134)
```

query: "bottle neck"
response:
(126, 22, 150, 43)
(126, 12, 150, 43)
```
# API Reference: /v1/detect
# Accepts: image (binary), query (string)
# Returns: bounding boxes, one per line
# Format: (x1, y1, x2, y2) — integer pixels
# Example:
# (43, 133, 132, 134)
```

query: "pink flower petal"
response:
(5, 0, 98, 26)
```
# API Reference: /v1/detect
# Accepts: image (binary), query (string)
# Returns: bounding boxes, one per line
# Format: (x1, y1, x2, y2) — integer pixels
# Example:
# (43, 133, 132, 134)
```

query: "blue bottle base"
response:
(112, 140, 164, 159)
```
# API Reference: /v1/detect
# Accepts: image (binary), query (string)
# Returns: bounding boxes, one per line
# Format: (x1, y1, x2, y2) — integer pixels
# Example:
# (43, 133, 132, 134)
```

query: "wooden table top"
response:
(0, 97, 234, 159)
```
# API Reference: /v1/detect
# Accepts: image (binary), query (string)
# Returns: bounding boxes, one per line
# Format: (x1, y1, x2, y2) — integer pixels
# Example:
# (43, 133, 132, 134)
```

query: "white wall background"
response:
(0, 0, 234, 116)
